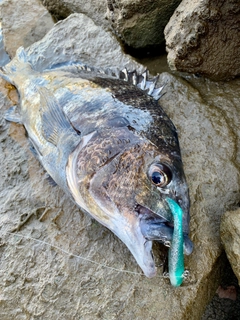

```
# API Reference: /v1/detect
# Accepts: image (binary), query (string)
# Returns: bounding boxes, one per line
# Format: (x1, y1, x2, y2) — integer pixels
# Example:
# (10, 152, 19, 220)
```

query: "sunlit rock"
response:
(1, 0, 54, 58)
(41, 0, 182, 49)
(164, 0, 240, 80)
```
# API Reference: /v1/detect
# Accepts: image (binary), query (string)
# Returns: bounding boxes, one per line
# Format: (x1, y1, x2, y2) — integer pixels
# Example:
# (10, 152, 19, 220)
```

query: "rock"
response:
(221, 209, 240, 284)
(1, 12, 240, 320)
(202, 257, 240, 319)
(0, 23, 10, 66)
(164, 0, 240, 80)
(106, 0, 182, 48)
(41, 0, 108, 27)
(1, 0, 54, 58)
(24, 13, 143, 72)
(41, 0, 182, 49)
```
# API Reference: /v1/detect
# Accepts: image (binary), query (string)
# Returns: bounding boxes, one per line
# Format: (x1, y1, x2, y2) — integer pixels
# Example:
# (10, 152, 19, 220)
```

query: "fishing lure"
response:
(166, 198, 185, 287)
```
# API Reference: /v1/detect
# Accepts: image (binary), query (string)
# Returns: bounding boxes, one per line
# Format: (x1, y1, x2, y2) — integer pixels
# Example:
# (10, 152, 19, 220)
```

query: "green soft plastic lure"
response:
(166, 198, 184, 287)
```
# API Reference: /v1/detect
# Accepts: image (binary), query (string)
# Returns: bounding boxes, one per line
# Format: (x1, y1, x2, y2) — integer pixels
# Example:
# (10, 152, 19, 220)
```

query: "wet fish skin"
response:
(0, 47, 192, 278)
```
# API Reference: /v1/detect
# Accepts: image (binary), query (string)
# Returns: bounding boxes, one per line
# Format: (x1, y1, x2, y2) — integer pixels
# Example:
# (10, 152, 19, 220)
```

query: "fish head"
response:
(68, 128, 190, 277)
(135, 150, 190, 234)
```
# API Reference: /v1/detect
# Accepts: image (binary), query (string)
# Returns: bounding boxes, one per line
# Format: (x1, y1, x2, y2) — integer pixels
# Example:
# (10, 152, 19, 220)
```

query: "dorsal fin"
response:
(119, 68, 165, 100)
(43, 62, 165, 101)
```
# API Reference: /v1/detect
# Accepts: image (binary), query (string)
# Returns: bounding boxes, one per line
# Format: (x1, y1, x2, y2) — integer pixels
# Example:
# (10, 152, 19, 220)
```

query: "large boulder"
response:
(164, 0, 240, 80)
(25, 13, 142, 72)
(41, 0, 182, 49)
(221, 210, 240, 285)
(0, 13, 240, 319)
(1, 0, 54, 58)
(41, 0, 108, 27)
(106, 0, 182, 48)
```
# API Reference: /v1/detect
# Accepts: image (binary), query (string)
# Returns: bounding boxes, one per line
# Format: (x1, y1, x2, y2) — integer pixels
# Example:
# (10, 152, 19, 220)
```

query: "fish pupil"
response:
(151, 171, 164, 185)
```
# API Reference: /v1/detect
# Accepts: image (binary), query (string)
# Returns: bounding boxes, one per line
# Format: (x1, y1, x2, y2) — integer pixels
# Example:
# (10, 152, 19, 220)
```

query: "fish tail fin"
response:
(0, 47, 32, 84)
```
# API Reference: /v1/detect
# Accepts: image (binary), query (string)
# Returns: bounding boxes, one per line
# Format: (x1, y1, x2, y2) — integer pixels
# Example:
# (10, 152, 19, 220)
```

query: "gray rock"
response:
(106, 0, 182, 48)
(24, 14, 143, 72)
(41, 0, 108, 27)
(221, 209, 240, 285)
(1, 0, 54, 58)
(41, 0, 182, 49)
(1, 12, 240, 320)
(164, 0, 240, 80)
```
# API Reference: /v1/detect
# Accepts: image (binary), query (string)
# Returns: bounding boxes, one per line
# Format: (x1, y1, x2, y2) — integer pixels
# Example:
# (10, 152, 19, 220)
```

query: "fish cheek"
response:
(87, 162, 122, 220)
(106, 157, 147, 213)
(101, 147, 156, 213)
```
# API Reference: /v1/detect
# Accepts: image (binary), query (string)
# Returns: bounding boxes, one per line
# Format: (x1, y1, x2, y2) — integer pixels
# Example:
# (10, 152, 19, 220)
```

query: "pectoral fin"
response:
(39, 87, 80, 146)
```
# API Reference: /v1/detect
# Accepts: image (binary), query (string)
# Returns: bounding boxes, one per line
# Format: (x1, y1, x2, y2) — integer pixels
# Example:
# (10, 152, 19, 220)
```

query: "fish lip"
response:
(137, 202, 193, 255)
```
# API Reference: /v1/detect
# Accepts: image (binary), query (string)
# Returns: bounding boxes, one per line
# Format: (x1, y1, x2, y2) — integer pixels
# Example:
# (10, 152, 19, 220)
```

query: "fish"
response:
(0, 47, 193, 281)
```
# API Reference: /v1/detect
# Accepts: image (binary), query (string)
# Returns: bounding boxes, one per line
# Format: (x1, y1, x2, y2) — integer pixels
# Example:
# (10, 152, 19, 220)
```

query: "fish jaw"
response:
(88, 185, 157, 277)
(110, 211, 156, 278)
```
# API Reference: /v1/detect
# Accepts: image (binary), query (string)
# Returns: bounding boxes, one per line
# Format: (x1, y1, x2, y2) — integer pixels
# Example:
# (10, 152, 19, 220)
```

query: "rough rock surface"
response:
(41, 0, 108, 28)
(41, 0, 182, 49)
(0, 12, 240, 320)
(1, 0, 54, 58)
(106, 0, 181, 48)
(24, 14, 143, 72)
(164, 0, 240, 80)
(221, 209, 240, 285)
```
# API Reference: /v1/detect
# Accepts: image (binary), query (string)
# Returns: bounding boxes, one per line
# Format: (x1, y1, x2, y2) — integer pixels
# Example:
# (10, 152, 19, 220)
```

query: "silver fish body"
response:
(1, 47, 192, 278)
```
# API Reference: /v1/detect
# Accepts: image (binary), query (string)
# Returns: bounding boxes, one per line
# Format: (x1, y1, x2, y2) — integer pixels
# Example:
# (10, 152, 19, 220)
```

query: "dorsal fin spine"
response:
(43, 60, 165, 101)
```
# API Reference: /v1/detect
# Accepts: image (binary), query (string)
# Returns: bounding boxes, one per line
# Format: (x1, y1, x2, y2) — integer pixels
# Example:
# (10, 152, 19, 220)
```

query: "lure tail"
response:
(166, 198, 185, 287)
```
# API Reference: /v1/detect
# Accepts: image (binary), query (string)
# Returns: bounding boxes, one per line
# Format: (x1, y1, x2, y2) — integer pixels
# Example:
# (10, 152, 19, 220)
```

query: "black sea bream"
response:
(0, 47, 192, 279)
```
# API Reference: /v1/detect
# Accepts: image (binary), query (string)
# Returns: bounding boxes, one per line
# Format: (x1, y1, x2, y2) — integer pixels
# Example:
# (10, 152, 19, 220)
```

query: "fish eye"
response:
(148, 163, 172, 187)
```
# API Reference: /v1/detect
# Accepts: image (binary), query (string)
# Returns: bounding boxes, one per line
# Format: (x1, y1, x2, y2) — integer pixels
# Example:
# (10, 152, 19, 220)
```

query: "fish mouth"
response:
(136, 203, 172, 244)
(111, 203, 179, 278)
(136, 203, 193, 256)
